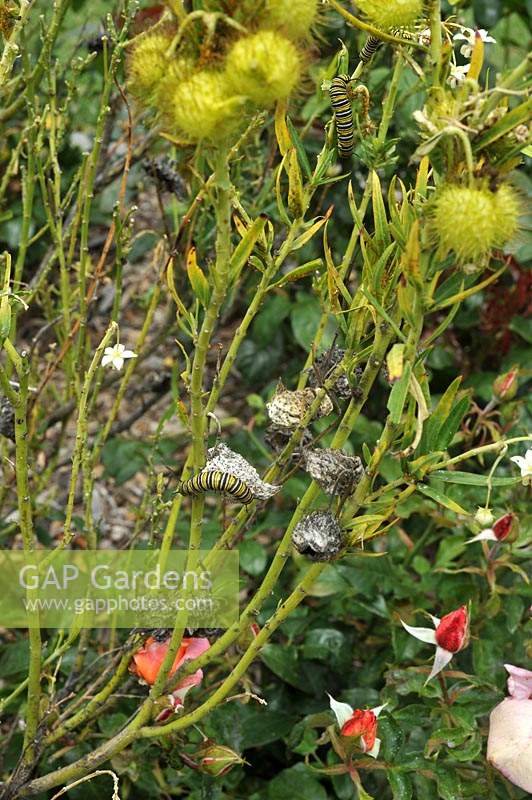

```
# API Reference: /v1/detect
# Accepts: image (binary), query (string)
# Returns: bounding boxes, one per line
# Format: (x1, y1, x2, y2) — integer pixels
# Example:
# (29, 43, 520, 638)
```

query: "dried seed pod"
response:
(266, 382, 333, 429)
(264, 424, 313, 461)
(0, 396, 15, 441)
(308, 346, 351, 400)
(303, 448, 364, 496)
(292, 510, 344, 561)
(204, 442, 280, 500)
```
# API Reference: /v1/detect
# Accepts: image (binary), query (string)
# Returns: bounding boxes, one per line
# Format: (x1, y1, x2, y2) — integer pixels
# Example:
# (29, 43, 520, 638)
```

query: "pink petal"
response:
(487, 698, 532, 792)
(400, 620, 438, 645)
(426, 646, 454, 683)
(172, 668, 204, 705)
(176, 637, 211, 668)
(505, 664, 532, 700)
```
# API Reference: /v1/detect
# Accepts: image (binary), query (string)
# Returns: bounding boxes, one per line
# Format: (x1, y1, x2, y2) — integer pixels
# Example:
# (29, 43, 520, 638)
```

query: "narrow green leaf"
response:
(416, 484, 469, 515)
(287, 115, 312, 179)
(430, 471, 520, 487)
(425, 377, 462, 452)
(229, 215, 268, 282)
(269, 259, 323, 288)
(387, 363, 412, 424)
(435, 394, 470, 450)
(371, 170, 390, 250)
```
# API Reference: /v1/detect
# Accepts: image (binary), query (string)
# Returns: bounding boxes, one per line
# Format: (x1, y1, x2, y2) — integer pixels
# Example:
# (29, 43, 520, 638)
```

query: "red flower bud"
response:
(493, 368, 519, 400)
(435, 606, 469, 653)
(341, 709, 377, 752)
(492, 513, 514, 542)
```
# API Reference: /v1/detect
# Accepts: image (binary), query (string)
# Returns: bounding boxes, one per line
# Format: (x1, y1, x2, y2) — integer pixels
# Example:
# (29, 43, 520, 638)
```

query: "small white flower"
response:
(447, 63, 470, 88)
(418, 28, 431, 46)
(101, 343, 137, 371)
(453, 28, 496, 59)
(510, 448, 532, 486)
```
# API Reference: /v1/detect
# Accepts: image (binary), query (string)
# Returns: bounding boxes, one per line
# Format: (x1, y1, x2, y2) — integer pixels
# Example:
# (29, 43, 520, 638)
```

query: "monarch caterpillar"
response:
(177, 470, 254, 505)
(329, 75, 354, 159)
(359, 35, 383, 64)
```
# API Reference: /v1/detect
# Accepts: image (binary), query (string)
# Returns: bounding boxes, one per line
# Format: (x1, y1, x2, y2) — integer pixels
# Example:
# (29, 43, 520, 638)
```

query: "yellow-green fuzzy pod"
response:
(431, 183, 520, 265)
(225, 31, 302, 107)
(355, 0, 424, 30)
(127, 30, 175, 104)
(164, 71, 244, 142)
(260, 0, 319, 40)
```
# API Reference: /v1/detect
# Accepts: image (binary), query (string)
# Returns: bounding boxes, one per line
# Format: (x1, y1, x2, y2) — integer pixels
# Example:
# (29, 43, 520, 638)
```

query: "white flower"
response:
(101, 343, 137, 371)
(510, 448, 532, 486)
(418, 28, 431, 46)
(447, 63, 470, 88)
(453, 28, 496, 58)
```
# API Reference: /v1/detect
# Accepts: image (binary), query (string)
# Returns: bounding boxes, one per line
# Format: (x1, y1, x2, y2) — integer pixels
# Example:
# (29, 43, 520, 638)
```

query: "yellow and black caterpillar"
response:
(177, 470, 254, 505)
(329, 74, 354, 159)
(359, 35, 383, 64)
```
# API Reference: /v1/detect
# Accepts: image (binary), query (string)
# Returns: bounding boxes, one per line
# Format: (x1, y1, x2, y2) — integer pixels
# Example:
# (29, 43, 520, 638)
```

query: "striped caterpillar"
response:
(329, 75, 354, 158)
(176, 470, 254, 505)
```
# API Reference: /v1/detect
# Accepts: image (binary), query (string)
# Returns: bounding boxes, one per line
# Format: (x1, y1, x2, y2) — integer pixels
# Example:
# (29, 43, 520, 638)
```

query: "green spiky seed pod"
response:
(260, 0, 319, 40)
(162, 71, 244, 142)
(127, 30, 175, 104)
(356, 0, 424, 30)
(431, 183, 520, 265)
(225, 31, 302, 107)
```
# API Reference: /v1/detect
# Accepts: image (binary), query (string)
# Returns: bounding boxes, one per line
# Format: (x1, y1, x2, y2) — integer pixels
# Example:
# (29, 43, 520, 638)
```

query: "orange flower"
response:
(130, 635, 210, 709)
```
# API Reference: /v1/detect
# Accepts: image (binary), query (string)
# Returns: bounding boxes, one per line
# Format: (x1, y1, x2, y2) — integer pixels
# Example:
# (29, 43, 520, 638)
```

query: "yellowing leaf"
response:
(467, 34, 484, 82)
(287, 147, 305, 219)
(186, 247, 210, 308)
(274, 100, 291, 156)
(387, 343, 405, 383)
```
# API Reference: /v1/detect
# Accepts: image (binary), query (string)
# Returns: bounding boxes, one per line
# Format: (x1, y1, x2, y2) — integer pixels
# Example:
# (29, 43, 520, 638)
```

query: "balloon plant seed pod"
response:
(430, 182, 520, 266)
(126, 28, 177, 105)
(303, 448, 364, 496)
(263, 424, 313, 461)
(0, 396, 15, 441)
(161, 70, 245, 142)
(266, 382, 333, 429)
(307, 346, 352, 400)
(355, 0, 425, 30)
(259, 0, 320, 41)
(292, 510, 344, 561)
(203, 442, 280, 501)
(225, 30, 302, 107)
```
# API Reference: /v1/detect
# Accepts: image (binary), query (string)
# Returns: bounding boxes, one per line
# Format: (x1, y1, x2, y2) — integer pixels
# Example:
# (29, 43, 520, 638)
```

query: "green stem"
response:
(3, 339, 41, 763)
(428, 0, 442, 87)
(62, 323, 117, 547)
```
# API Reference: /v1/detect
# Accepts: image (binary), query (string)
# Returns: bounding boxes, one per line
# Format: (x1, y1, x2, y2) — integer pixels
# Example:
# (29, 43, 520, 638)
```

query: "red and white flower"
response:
(328, 694, 386, 758)
(487, 664, 532, 793)
(130, 635, 210, 720)
(401, 605, 469, 682)
(467, 512, 514, 544)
